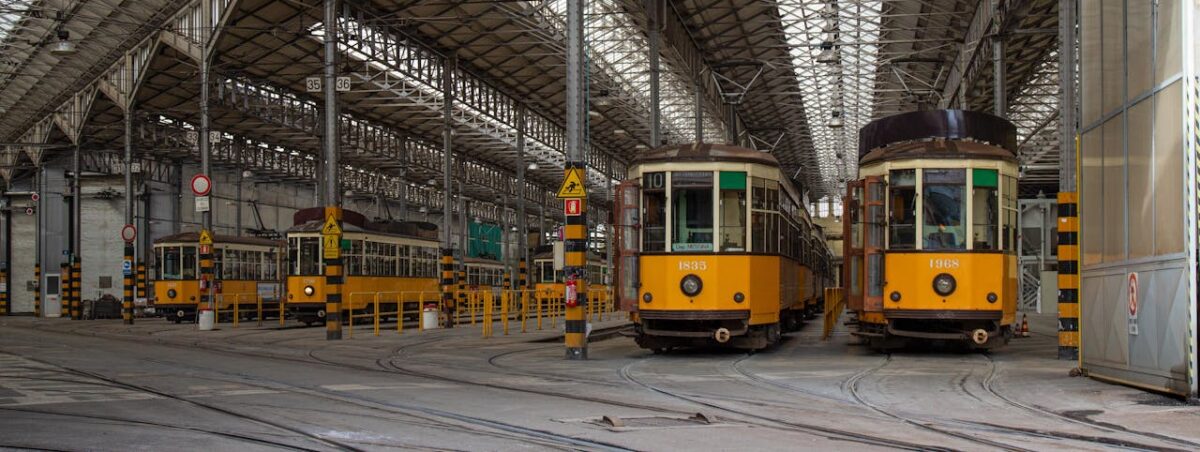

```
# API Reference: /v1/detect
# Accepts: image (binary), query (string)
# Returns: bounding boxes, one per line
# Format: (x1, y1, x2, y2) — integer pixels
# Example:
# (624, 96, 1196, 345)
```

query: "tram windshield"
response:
(157, 246, 185, 280)
(922, 169, 966, 250)
(671, 171, 713, 252)
(290, 237, 322, 276)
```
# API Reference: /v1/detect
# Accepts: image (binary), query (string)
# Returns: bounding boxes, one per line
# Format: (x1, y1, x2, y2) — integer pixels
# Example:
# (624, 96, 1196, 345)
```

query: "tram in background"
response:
(844, 109, 1019, 350)
(285, 208, 440, 326)
(152, 232, 283, 322)
(530, 246, 610, 299)
(614, 143, 832, 351)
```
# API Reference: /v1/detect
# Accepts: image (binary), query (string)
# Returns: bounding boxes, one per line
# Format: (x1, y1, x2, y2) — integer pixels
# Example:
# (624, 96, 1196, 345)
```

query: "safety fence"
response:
(822, 287, 846, 340)
(340, 287, 616, 338)
(212, 293, 287, 328)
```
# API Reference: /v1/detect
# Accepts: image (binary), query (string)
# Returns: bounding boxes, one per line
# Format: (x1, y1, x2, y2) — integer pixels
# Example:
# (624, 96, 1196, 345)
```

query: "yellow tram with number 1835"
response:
(844, 110, 1019, 350)
(614, 143, 831, 351)
(152, 232, 283, 323)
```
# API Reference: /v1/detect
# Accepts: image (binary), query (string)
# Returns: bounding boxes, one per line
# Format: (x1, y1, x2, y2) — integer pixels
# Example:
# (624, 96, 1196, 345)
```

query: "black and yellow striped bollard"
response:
(60, 263, 70, 317)
(123, 243, 135, 324)
(70, 257, 81, 320)
(441, 249, 455, 328)
(0, 268, 8, 316)
(323, 207, 344, 340)
(1057, 192, 1079, 360)
(33, 264, 40, 318)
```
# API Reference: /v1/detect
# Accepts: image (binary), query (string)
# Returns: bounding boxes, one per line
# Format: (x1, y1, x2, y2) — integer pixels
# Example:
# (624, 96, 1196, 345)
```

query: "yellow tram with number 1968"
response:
(844, 110, 1019, 350)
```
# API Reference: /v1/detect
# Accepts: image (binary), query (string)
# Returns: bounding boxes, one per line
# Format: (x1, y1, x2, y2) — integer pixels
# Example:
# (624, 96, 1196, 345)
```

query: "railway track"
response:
(616, 356, 958, 451)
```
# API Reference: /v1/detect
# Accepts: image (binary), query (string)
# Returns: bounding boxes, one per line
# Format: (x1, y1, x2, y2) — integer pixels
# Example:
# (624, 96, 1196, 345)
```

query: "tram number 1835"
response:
(928, 258, 961, 269)
(678, 261, 708, 271)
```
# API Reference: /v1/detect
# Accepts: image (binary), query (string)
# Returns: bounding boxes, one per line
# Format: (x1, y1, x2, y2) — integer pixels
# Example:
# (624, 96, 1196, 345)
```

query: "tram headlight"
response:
(303, 285, 315, 296)
(932, 273, 957, 296)
(889, 291, 901, 302)
(167, 289, 177, 299)
(987, 292, 998, 303)
(642, 292, 653, 303)
(733, 292, 745, 303)
(680, 274, 703, 297)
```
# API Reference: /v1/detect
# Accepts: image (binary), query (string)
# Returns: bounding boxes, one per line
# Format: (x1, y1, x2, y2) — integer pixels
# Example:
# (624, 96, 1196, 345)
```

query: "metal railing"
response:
(337, 287, 616, 339)
(213, 293, 286, 328)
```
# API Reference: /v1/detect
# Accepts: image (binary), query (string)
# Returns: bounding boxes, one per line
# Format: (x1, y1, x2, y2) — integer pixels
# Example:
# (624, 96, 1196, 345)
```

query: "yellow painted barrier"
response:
(822, 287, 846, 340)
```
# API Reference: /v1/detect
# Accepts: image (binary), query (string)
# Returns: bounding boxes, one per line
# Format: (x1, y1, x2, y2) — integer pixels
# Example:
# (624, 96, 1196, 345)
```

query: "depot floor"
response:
(0, 312, 1197, 451)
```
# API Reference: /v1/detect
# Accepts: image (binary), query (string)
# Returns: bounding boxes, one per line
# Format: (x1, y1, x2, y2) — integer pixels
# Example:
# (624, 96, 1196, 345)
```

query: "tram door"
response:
(613, 180, 640, 312)
(843, 177, 885, 312)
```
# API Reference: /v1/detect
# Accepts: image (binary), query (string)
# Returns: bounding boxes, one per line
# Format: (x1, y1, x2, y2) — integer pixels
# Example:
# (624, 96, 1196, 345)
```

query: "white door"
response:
(43, 274, 60, 317)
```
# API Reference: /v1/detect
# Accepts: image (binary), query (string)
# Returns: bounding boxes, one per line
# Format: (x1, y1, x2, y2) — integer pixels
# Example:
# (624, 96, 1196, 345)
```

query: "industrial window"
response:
(671, 171, 714, 252)
(641, 172, 666, 252)
(922, 169, 966, 250)
(888, 169, 916, 249)
(719, 171, 747, 252)
(971, 169, 999, 250)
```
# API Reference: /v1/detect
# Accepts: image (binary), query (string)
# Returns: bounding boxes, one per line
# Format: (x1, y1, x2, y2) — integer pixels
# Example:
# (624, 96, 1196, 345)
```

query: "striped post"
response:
(59, 263, 70, 317)
(1057, 192, 1079, 360)
(70, 258, 81, 320)
(123, 243, 135, 324)
(33, 264, 40, 318)
(136, 263, 146, 299)
(518, 259, 527, 290)
(324, 207, 343, 340)
(563, 164, 587, 360)
(0, 268, 8, 315)
(441, 249, 455, 328)
(457, 267, 466, 321)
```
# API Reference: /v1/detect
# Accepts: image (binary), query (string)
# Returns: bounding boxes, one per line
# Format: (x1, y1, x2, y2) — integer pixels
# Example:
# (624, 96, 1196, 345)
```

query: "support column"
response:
(516, 107, 527, 290)
(59, 263, 69, 317)
(34, 170, 41, 318)
(72, 141, 81, 320)
(458, 193, 468, 313)
(694, 77, 704, 142)
(198, 9, 214, 322)
(323, 0, 343, 340)
(1057, 192, 1079, 360)
(0, 268, 7, 316)
(991, 0, 1006, 118)
(441, 52, 457, 328)
(123, 107, 135, 324)
(1058, 0, 1077, 190)
(33, 264, 40, 318)
(646, 0, 661, 148)
(564, 0, 588, 360)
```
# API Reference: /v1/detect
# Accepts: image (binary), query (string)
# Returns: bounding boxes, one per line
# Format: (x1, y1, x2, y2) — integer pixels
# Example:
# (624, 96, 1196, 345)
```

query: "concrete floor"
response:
(1, 312, 1197, 451)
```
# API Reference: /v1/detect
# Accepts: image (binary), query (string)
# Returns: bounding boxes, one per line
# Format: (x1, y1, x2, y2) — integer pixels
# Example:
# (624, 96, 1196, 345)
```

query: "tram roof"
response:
(631, 143, 781, 167)
(153, 232, 282, 248)
(858, 110, 1018, 160)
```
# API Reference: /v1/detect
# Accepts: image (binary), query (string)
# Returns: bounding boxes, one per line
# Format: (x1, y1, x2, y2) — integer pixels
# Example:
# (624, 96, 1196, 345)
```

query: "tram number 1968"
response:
(928, 258, 961, 269)
(678, 261, 708, 271)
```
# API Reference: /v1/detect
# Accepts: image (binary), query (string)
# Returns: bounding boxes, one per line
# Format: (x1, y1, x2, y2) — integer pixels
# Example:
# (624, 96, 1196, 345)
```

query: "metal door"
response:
(613, 180, 640, 311)
(43, 274, 60, 317)
(862, 176, 886, 312)
(843, 181, 864, 311)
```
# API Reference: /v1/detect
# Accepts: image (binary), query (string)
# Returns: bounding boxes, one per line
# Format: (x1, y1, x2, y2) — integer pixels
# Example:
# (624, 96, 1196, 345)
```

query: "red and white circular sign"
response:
(1128, 272, 1139, 318)
(24, 207, 33, 216)
(120, 224, 137, 243)
(30, 192, 39, 202)
(190, 174, 212, 196)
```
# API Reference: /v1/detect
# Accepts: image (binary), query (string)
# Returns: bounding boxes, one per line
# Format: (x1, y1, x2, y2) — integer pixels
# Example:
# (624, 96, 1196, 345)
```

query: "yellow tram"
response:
(530, 248, 610, 299)
(285, 208, 441, 326)
(844, 110, 1018, 349)
(615, 143, 831, 351)
(152, 232, 283, 323)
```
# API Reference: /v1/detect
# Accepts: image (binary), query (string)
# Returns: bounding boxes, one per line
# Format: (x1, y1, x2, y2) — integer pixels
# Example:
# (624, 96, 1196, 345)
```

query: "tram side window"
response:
(922, 169, 966, 250)
(642, 172, 667, 252)
(288, 238, 299, 275)
(160, 247, 182, 280)
(751, 178, 766, 252)
(719, 171, 747, 252)
(298, 237, 322, 275)
(398, 245, 410, 277)
(671, 171, 714, 252)
(888, 169, 917, 249)
(213, 248, 225, 280)
(182, 246, 197, 279)
(972, 169, 999, 250)
(765, 181, 779, 254)
(1002, 175, 1018, 251)
(344, 240, 363, 276)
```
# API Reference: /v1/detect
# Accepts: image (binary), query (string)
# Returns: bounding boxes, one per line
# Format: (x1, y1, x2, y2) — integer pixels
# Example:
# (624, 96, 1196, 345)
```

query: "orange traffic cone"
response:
(1020, 314, 1030, 338)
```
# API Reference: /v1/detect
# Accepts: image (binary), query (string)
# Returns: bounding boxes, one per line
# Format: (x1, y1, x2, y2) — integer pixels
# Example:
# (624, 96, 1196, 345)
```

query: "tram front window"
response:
(972, 169, 999, 250)
(719, 171, 746, 251)
(181, 246, 197, 279)
(671, 171, 713, 252)
(297, 237, 322, 275)
(160, 247, 182, 280)
(922, 169, 966, 250)
(889, 170, 916, 249)
(642, 172, 666, 252)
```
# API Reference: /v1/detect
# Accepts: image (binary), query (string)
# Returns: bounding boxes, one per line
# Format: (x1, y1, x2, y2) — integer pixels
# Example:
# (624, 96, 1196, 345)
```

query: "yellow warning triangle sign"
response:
(556, 168, 586, 199)
(198, 229, 214, 245)
(322, 214, 343, 235)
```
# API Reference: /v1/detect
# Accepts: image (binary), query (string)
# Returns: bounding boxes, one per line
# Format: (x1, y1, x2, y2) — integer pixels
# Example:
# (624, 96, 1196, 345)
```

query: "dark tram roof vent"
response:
(857, 109, 1018, 159)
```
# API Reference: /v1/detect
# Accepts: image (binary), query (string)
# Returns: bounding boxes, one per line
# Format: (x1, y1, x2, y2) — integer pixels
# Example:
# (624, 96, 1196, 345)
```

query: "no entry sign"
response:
(190, 174, 212, 196)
